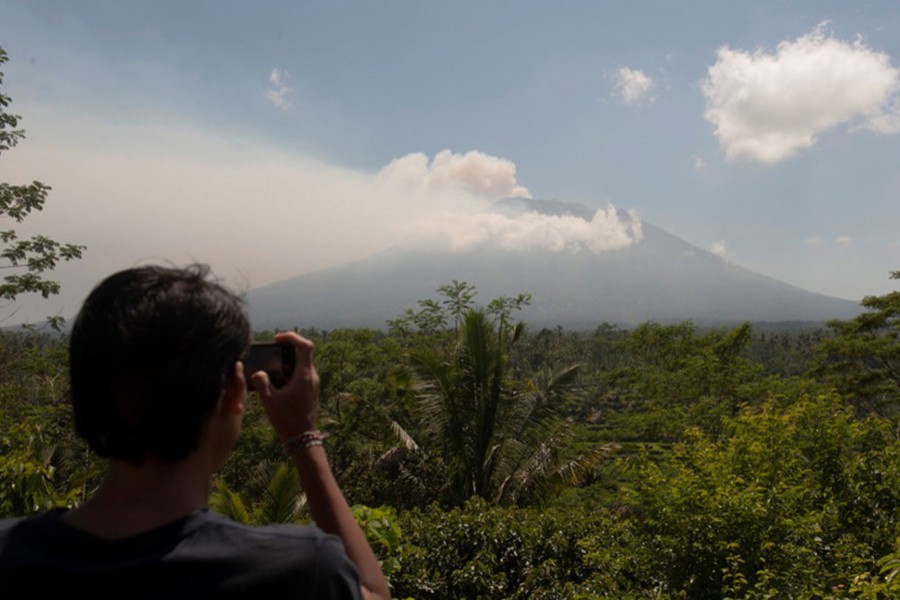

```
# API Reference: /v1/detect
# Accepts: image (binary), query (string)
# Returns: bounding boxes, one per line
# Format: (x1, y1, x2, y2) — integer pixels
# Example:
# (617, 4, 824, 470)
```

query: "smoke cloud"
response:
(1, 112, 640, 323)
(401, 205, 643, 254)
(709, 239, 734, 261)
(377, 149, 531, 200)
(379, 150, 642, 255)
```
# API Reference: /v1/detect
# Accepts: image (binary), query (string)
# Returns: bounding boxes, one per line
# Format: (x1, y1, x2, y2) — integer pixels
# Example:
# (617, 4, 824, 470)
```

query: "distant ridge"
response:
(247, 199, 861, 330)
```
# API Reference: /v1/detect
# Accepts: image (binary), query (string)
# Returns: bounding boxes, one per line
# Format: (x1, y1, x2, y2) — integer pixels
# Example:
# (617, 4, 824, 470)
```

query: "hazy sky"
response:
(1, 1, 898, 324)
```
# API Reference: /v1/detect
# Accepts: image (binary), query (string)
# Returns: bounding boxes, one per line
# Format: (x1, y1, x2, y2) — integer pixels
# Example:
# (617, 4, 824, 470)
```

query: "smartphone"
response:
(243, 342, 296, 390)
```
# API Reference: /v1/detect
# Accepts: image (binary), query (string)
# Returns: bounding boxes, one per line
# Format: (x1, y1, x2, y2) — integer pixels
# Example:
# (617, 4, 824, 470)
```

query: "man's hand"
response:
(251, 332, 319, 441)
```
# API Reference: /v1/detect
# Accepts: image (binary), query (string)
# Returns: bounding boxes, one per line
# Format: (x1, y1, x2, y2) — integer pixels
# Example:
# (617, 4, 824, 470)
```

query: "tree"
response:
(605, 321, 763, 441)
(211, 460, 304, 525)
(812, 270, 899, 417)
(0, 331, 102, 516)
(0, 47, 84, 327)
(392, 498, 648, 599)
(408, 306, 613, 506)
(629, 391, 900, 598)
(437, 279, 476, 332)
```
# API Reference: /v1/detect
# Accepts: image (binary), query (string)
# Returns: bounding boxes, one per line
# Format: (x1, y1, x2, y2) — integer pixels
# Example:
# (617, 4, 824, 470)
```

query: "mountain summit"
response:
(247, 199, 860, 330)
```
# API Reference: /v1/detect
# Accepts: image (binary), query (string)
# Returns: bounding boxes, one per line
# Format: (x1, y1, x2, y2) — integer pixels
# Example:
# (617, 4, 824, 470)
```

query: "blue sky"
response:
(1, 1, 898, 323)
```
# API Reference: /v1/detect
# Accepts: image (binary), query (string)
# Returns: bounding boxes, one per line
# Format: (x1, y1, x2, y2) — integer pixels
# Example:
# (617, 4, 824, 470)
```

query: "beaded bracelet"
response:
(284, 430, 328, 453)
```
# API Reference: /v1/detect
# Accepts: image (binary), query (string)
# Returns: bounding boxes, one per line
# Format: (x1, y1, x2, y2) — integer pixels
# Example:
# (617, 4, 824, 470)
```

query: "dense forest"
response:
(1, 277, 898, 599)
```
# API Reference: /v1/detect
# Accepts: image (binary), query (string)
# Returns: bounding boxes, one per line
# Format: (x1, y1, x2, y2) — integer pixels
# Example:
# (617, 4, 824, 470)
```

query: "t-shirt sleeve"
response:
(313, 535, 365, 600)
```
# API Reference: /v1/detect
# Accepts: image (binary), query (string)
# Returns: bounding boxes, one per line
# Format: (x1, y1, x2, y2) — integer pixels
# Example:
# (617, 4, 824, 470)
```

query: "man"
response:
(0, 265, 391, 599)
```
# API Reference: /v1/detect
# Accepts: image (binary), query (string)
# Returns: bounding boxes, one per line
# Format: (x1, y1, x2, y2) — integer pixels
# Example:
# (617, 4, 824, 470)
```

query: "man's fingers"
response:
(273, 332, 315, 364)
(250, 371, 272, 399)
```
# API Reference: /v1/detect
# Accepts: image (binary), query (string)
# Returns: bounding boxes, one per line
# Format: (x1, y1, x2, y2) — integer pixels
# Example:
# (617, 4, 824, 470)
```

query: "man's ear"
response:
(221, 361, 246, 416)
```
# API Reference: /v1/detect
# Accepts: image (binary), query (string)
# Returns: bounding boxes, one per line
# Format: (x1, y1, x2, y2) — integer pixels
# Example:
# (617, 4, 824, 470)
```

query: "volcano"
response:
(247, 199, 860, 330)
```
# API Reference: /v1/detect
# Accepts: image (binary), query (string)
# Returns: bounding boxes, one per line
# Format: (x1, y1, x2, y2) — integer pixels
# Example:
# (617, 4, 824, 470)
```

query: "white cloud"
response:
(265, 68, 295, 111)
(806, 235, 856, 248)
(805, 235, 826, 246)
(710, 239, 734, 261)
(863, 97, 900, 133)
(377, 149, 531, 201)
(693, 156, 707, 171)
(702, 24, 900, 164)
(613, 67, 655, 105)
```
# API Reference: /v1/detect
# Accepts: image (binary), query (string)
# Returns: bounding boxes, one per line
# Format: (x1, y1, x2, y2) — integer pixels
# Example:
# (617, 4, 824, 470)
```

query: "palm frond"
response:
(509, 441, 621, 506)
(258, 462, 303, 524)
(209, 478, 253, 525)
(389, 419, 420, 451)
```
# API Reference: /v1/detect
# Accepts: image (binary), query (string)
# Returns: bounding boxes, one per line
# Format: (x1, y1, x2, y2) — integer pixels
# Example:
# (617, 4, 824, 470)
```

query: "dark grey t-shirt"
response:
(0, 509, 362, 598)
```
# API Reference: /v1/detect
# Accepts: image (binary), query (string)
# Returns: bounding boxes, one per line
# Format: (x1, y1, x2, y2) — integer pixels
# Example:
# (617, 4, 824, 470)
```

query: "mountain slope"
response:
(247, 200, 861, 330)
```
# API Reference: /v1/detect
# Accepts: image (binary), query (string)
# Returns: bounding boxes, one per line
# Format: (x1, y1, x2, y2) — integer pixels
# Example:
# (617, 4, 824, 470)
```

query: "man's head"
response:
(69, 264, 251, 465)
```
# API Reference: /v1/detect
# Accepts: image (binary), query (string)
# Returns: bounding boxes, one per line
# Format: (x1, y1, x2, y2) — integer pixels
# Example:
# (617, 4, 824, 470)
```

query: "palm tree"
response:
(408, 308, 614, 506)
(211, 460, 304, 525)
(490, 364, 615, 506)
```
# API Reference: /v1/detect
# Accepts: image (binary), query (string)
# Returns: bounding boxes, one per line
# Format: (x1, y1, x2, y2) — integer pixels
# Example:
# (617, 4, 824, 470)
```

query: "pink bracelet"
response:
(284, 430, 328, 453)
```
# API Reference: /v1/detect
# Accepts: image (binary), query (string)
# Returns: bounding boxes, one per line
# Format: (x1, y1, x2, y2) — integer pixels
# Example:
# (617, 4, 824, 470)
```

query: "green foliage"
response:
(628, 392, 900, 598)
(387, 299, 451, 340)
(216, 390, 283, 497)
(407, 306, 608, 507)
(313, 328, 422, 506)
(1, 268, 897, 599)
(0, 48, 24, 154)
(0, 421, 79, 516)
(747, 327, 827, 377)
(352, 505, 406, 589)
(209, 478, 253, 524)
(211, 460, 303, 525)
(0, 333, 99, 516)
(510, 326, 595, 390)
(848, 537, 900, 598)
(0, 47, 85, 326)
(602, 321, 765, 441)
(387, 280, 530, 346)
(812, 271, 900, 417)
(0, 332, 70, 410)
(437, 279, 476, 332)
(392, 498, 649, 599)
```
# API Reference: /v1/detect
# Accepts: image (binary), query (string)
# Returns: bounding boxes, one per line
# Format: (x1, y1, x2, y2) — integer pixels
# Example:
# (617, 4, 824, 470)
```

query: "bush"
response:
(627, 392, 900, 598)
(392, 498, 651, 599)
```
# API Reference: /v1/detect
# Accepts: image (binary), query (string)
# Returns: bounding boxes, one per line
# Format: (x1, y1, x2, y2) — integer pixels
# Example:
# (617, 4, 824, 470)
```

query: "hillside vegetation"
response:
(2, 276, 898, 599)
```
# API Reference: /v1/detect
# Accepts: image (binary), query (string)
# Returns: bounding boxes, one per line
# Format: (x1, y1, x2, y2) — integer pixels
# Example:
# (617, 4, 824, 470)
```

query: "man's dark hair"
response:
(69, 264, 251, 465)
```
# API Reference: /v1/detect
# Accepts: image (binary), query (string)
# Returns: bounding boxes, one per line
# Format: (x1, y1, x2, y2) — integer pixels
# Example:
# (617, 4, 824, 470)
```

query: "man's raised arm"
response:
(252, 332, 391, 600)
